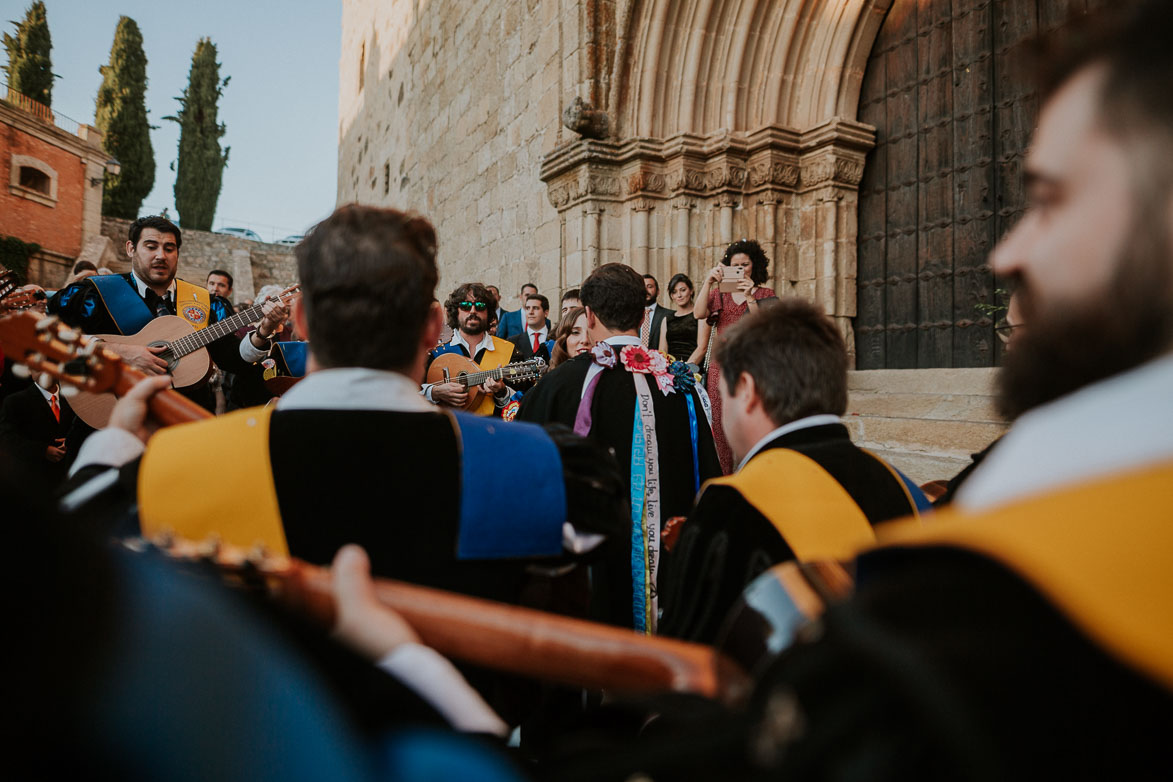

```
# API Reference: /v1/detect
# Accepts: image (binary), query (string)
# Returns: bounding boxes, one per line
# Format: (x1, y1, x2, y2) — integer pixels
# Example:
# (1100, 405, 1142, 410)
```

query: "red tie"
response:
(50, 394, 60, 423)
(533, 331, 541, 353)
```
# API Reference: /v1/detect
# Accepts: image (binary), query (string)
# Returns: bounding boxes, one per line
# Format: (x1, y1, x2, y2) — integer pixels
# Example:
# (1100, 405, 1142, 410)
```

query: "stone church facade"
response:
(338, 0, 1110, 479)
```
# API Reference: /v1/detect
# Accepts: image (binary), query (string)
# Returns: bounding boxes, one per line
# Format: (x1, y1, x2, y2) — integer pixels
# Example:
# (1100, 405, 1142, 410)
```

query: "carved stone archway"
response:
(541, 0, 893, 359)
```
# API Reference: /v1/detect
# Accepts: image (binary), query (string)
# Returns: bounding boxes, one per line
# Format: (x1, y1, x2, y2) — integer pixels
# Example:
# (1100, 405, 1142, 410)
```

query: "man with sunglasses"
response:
(423, 283, 516, 415)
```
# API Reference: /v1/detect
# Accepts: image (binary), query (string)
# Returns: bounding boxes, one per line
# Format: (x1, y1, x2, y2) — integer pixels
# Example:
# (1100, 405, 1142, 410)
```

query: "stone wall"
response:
(100, 217, 297, 303)
(338, 0, 572, 309)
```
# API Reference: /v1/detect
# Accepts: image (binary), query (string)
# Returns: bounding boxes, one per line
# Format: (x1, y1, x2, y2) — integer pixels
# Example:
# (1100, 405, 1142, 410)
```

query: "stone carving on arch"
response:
(541, 0, 894, 360)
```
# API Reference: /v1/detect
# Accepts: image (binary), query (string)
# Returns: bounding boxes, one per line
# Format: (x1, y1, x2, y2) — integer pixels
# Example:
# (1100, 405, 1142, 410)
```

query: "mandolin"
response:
(0, 310, 211, 427)
(132, 534, 753, 704)
(69, 284, 300, 428)
(425, 353, 547, 411)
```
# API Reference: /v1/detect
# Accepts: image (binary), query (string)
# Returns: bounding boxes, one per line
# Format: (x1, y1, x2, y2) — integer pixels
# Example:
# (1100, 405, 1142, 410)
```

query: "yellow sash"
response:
(138, 406, 288, 555)
(174, 278, 211, 331)
(876, 462, 1173, 691)
(704, 449, 877, 562)
(472, 336, 515, 416)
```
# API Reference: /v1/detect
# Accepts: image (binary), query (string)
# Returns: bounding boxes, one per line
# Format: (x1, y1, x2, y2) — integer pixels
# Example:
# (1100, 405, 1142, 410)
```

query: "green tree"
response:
(95, 17, 154, 219)
(168, 38, 229, 231)
(3, 1, 54, 106)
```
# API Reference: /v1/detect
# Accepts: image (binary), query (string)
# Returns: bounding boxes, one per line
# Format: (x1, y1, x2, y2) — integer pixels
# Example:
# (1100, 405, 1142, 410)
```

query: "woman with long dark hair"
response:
(657, 273, 710, 369)
(693, 239, 776, 473)
(548, 306, 593, 368)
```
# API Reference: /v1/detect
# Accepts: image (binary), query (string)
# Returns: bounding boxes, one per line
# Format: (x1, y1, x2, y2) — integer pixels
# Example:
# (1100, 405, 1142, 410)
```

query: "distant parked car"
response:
(276, 234, 304, 246)
(217, 227, 263, 242)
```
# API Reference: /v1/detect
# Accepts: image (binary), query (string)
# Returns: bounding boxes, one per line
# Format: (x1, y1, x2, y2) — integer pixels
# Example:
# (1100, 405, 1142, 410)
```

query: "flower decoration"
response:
(502, 400, 521, 422)
(620, 344, 655, 373)
(591, 341, 618, 368)
(668, 360, 696, 393)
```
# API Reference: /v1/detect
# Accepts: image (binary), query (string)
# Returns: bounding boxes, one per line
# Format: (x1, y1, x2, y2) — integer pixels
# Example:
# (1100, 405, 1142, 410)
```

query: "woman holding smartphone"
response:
(693, 238, 775, 473)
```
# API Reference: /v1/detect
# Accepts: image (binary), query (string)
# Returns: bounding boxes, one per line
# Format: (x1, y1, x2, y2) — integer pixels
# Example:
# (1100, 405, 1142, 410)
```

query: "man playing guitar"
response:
(47, 215, 287, 414)
(423, 282, 515, 416)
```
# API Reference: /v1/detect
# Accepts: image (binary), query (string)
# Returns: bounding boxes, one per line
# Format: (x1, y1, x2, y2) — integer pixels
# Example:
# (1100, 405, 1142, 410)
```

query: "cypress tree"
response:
(95, 17, 155, 219)
(168, 38, 229, 231)
(3, 1, 54, 106)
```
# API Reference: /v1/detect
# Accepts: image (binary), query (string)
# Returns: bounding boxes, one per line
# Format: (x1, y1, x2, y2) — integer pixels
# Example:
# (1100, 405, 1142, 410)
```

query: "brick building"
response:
(0, 90, 111, 287)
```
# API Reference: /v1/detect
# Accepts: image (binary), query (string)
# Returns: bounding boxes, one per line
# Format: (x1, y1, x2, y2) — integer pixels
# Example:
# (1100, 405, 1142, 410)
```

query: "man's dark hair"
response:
(71, 260, 97, 274)
(642, 273, 658, 286)
(521, 282, 538, 295)
(444, 282, 498, 330)
(128, 215, 182, 249)
(580, 263, 646, 332)
(207, 269, 233, 288)
(716, 297, 847, 426)
(525, 293, 550, 312)
(296, 205, 438, 371)
(720, 239, 770, 285)
(561, 287, 581, 303)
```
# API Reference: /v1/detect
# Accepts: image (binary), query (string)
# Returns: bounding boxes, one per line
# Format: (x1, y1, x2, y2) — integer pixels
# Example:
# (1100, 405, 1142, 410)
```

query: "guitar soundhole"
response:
(149, 340, 179, 372)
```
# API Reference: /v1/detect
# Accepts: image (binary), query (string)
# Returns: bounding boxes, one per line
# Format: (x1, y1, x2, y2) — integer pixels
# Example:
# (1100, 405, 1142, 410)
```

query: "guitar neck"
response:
(455, 362, 536, 388)
(245, 555, 750, 703)
(166, 302, 267, 359)
(108, 358, 214, 426)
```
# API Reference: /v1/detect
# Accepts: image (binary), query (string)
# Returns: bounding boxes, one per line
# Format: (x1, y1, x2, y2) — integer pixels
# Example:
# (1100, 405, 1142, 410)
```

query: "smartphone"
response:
(718, 265, 745, 293)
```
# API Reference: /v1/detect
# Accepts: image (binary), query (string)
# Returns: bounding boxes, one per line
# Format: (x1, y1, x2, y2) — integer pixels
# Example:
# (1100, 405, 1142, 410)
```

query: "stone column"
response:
(671, 196, 693, 279)
(630, 198, 652, 273)
(231, 249, 255, 304)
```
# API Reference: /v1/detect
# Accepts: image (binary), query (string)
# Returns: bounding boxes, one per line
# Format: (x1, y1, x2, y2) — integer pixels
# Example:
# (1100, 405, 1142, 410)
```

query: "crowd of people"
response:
(2, 2, 1172, 777)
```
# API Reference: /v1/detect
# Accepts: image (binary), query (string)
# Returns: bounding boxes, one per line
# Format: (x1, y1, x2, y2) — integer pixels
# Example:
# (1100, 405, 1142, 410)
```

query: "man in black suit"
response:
(641, 273, 672, 348)
(0, 376, 78, 487)
(508, 293, 553, 363)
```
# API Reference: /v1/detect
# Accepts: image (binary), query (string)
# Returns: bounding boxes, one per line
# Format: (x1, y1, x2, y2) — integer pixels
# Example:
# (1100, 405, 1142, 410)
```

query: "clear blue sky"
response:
(2, 0, 340, 242)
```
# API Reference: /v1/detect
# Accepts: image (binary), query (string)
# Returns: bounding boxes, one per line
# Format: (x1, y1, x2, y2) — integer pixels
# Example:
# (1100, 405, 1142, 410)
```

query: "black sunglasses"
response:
(458, 301, 489, 312)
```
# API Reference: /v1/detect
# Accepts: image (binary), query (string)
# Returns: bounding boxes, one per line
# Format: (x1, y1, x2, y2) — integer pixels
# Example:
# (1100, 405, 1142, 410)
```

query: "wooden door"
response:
(855, 0, 1116, 369)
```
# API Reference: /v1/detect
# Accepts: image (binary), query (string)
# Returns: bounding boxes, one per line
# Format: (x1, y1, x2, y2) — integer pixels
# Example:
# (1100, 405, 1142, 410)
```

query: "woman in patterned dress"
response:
(693, 239, 775, 473)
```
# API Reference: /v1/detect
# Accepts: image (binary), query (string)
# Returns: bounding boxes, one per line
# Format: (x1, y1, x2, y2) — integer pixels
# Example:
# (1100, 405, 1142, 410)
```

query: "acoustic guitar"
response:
(425, 353, 547, 411)
(135, 534, 753, 704)
(0, 310, 212, 427)
(70, 284, 300, 428)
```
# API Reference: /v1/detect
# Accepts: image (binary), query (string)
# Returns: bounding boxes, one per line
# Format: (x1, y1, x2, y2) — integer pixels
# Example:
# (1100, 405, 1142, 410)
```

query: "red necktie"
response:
(533, 331, 541, 353)
(50, 394, 60, 423)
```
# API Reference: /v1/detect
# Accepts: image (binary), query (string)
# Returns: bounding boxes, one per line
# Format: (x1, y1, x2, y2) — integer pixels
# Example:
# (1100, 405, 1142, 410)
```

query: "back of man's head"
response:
(580, 263, 646, 332)
(717, 298, 847, 426)
(297, 205, 438, 371)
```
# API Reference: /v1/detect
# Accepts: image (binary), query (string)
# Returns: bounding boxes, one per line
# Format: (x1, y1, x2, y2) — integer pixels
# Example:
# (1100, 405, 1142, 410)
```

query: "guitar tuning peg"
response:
(10, 363, 30, 379)
(57, 328, 80, 343)
(37, 372, 54, 389)
(35, 315, 58, 331)
(60, 385, 80, 398)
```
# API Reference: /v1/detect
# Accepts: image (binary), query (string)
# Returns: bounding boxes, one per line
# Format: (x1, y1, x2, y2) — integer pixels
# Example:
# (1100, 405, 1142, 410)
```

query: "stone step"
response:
(844, 415, 1004, 457)
(846, 391, 1001, 423)
(847, 367, 999, 396)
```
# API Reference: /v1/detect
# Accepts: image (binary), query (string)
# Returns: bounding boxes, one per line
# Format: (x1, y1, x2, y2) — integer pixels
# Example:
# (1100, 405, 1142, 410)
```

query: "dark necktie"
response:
(146, 289, 171, 317)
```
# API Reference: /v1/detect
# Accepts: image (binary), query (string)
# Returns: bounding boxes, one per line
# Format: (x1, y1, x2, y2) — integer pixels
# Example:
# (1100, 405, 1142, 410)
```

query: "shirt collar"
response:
(526, 325, 548, 338)
(35, 382, 59, 403)
(129, 269, 176, 299)
(450, 330, 495, 354)
(736, 414, 844, 472)
(278, 368, 434, 412)
(603, 334, 641, 347)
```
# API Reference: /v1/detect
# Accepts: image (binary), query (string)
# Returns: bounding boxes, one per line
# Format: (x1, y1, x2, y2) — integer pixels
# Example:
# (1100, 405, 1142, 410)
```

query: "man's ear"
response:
(125, 240, 135, 259)
(421, 301, 443, 351)
(584, 306, 598, 331)
(734, 371, 760, 413)
(292, 298, 310, 341)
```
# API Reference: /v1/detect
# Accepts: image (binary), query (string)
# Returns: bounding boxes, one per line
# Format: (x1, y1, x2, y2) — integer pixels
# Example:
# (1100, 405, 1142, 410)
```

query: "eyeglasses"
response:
(995, 321, 1020, 345)
(458, 301, 488, 312)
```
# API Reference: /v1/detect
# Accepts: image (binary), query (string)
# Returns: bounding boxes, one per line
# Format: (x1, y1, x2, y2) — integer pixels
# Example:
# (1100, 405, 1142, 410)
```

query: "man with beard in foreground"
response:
(329, 4, 1173, 779)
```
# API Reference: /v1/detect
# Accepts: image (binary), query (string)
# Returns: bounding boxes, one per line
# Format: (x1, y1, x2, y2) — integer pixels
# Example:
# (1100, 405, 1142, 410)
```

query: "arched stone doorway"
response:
(540, 0, 894, 358)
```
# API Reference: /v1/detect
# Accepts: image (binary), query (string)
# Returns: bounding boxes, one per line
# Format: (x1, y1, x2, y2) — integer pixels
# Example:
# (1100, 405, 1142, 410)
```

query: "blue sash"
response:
(454, 412, 566, 559)
(90, 274, 155, 335)
(895, 468, 932, 513)
(274, 341, 308, 377)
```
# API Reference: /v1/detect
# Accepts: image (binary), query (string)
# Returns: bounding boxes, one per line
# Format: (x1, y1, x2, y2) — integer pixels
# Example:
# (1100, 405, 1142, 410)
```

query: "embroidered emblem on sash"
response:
(183, 305, 208, 324)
